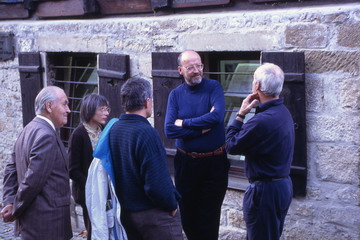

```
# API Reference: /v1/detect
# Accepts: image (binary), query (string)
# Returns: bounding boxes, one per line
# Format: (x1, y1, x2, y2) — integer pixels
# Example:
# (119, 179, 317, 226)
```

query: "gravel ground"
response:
(0, 220, 86, 240)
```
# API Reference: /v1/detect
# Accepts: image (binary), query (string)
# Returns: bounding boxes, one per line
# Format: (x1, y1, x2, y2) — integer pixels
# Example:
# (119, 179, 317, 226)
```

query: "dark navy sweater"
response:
(109, 114, 180, 212)
(225, 99, 295, 179)
(165, 78, 226, 152)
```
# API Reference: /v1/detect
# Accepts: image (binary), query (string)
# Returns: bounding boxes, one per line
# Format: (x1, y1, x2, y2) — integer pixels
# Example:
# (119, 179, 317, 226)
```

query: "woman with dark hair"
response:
(68, 93, 110, 239)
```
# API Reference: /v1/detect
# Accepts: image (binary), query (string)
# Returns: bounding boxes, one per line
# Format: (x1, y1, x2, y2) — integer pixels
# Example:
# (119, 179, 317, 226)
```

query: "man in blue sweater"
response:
(226, 63, 294, 240)
(165, 50, 230, 240)
(109, 78, 183, 240)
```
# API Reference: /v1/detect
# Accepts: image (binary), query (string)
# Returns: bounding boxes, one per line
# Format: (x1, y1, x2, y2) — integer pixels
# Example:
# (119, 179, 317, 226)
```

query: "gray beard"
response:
(188, 77, 202, 86)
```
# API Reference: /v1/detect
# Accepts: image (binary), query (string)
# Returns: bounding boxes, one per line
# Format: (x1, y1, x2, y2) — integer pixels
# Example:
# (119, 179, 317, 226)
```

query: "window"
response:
(152, 51, 307, 196)
(18, 52, 130, 147)
(203, 52, 261, 189)
(47, 52, 98, 147)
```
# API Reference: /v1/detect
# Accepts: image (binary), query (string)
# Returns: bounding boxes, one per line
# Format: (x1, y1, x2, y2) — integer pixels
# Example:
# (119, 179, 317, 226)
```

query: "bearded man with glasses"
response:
(165, 50, 230, 240)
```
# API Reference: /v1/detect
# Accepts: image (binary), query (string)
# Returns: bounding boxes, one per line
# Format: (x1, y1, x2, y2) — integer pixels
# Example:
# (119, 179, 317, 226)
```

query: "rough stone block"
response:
(179, 31, 279, 51)
(285, 24, 328, 48)
(227, 209, 244, 229)
(334, 186, 360, 205)
(315, 144, 359, 184)
(38, 35, 107, 53)
(223, 190, 243, 208)
(219, 227, 246, 240)
(337, 24, 360, 48)
(339, 76, 360, 110)
(288, 201, 315, 218)
(305, 73, 324, 113)
(305, 51, 360, 76)
(318, 205, 360, 231)
(307, 114, 359, 143)
(284, 220, 357, 240)
(323, 13, 349, 23)
(19, 38, 34, 52)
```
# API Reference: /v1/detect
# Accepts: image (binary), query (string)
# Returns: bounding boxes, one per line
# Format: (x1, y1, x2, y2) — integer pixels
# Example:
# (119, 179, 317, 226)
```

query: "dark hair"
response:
(120, 78, 152, 112)
(80, 93, 109, 123)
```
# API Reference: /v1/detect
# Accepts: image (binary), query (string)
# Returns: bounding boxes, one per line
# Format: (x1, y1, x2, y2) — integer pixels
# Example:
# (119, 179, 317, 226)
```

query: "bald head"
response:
(177, 50, 203, 86)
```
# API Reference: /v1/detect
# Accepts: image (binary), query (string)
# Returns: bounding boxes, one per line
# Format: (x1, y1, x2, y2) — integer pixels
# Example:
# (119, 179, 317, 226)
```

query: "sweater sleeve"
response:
(165, 90, 202, 139)
(139, 128, 179, 211)
(182, 81, 225, 129)
(225, 118, 262, 156)
(68, 127, 87, 186)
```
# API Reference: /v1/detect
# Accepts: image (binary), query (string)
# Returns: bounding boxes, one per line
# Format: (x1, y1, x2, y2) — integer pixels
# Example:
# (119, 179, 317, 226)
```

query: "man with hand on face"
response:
(226, 63, 294, 240)
(165, 50, 230, 240)
(1, 86, 73, 240)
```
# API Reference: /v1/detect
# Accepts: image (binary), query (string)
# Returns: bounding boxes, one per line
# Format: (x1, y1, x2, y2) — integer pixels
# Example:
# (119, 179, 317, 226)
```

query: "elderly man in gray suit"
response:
(1, 86, 73, 240)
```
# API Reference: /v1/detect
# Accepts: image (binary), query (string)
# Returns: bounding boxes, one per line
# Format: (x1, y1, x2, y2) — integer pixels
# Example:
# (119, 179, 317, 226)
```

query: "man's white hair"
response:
(34, 86, 63, 115)
(254, 63, 284, 97)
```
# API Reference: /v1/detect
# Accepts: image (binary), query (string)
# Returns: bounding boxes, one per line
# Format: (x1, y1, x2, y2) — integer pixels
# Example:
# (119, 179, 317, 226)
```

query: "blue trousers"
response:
(174, 151, 230, 240)
(243, 177, 293, 240)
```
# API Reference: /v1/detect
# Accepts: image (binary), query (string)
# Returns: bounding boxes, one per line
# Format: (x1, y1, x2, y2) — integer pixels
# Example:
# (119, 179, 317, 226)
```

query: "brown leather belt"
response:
(177, 145, 225, 158)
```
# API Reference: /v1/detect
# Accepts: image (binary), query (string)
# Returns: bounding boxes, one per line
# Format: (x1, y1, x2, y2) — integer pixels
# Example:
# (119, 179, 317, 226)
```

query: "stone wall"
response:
(0, 3, 359, 239)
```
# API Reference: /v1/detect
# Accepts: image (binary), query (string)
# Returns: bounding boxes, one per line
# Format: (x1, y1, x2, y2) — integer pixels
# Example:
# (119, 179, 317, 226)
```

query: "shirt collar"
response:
(256, 98, 284, 113)
(36, 115, 56, 130)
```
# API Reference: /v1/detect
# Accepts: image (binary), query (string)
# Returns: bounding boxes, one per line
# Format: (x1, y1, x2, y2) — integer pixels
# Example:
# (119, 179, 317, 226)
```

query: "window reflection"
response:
(219, 60, 260, 166)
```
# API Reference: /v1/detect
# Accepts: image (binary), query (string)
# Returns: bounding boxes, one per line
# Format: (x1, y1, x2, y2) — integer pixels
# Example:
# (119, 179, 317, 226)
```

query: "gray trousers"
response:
(121, 208, 184, 240)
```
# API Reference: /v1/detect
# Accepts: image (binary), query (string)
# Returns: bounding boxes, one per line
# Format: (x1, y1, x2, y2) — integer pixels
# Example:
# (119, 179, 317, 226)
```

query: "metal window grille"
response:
(47, 53, 98, 147)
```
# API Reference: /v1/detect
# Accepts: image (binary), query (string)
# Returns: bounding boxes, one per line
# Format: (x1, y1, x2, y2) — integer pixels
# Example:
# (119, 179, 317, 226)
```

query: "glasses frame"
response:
(182, 64, 204, 71)
(97, 106, 111, 113)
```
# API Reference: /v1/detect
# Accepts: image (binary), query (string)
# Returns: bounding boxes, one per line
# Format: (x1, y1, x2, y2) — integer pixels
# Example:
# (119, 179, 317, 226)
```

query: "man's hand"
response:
(239, 93, 259, 116)
(176, 106, 215, 132)
(170, 209, 178, 217)
(175, 119, 183, 127)
(1, 204, 15, 222)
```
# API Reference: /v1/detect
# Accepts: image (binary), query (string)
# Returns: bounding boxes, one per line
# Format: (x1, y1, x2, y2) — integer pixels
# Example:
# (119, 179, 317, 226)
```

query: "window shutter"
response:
(97, 0, 152, 15)
(172, 0, 230, 8)
(18, 52, 43, 127)
(261, 51, 307, 197)
(151, 0, 170, 9)
(151, 52, 182, 149)
(98, 54, 130, 120)
(35, 0, 98, 17)
(0, 4, 29, 20)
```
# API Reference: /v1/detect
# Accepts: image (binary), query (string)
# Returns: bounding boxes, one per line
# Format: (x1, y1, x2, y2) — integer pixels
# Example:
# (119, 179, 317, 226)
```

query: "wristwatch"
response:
(236, 114, 246, 119)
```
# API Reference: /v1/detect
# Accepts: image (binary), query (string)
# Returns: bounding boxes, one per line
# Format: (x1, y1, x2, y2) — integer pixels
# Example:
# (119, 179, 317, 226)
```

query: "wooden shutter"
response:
(97, 0, 152, 15)
(261, 51, 307, 197)
(18, 52, 43, 127)
(151, 0, 170, 9)
(0, 4, 29, 20)
(172, 0, 230, 8)
(151, 52, 182, 149)
(35, 0, 98, 17)
(249, 0, 287, 3)
(98, 54, 130, 120)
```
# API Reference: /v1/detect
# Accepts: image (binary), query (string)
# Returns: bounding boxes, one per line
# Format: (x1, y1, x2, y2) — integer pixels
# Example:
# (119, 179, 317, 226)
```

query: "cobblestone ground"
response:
(0, 220, 85, 240)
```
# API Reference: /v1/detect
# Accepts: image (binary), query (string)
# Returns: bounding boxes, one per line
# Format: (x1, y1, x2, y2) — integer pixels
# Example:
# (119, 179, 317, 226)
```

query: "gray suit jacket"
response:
(3, 117, 73, 240)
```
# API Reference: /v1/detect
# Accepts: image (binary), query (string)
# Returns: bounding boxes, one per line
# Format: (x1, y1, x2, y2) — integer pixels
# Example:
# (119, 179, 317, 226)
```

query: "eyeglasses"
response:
(98, 106, 111, 113)
(182, 64, 204, 71)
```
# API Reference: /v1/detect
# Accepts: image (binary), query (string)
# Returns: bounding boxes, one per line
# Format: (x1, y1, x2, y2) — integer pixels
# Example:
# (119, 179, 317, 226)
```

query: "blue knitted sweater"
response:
(109, 114, 180, 212)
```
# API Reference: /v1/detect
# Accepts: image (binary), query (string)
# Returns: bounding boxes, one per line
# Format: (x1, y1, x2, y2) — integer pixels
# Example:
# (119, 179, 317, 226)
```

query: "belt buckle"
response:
(190, 152, 198, 158)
